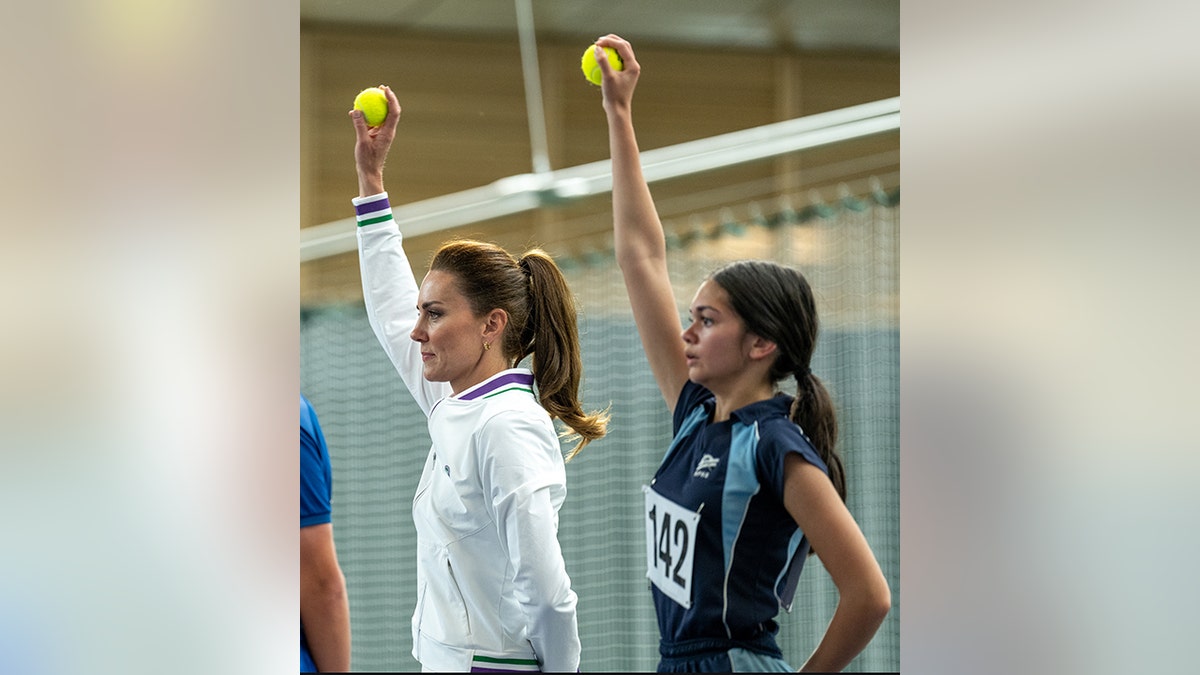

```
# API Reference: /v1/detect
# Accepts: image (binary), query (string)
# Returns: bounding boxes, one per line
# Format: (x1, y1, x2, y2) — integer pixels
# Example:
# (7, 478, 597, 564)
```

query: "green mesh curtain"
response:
(300, 194, 899, 672)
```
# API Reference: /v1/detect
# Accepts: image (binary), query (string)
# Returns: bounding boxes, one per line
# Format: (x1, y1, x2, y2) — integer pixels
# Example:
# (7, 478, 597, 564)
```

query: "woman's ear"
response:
(482, 308, 509, 344)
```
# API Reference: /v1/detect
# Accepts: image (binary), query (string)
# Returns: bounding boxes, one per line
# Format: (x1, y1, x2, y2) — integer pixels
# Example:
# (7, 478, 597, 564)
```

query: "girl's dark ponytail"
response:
(711, 259, 847, 502)
(790, 371, 845, 502)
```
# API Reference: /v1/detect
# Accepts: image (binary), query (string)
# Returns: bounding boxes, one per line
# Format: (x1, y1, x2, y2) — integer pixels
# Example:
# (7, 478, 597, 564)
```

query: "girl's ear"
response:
(746, 333, 778, 362)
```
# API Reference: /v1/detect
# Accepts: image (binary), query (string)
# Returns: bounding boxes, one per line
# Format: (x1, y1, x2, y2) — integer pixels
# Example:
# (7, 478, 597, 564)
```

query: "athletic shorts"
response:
(656, 636, 794, 673)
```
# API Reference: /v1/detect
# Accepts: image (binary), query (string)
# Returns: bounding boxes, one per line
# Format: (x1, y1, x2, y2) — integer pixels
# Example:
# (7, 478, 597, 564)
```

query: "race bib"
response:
(643, 485, 700, 608)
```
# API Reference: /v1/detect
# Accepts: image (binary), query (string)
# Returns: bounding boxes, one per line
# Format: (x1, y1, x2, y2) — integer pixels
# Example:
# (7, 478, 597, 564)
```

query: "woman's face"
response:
(410, 269, 489, 391)
(680, 279, 756, 390)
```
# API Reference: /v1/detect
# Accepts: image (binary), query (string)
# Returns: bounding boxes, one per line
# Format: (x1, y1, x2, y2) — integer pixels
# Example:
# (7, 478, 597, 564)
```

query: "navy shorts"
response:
(657, 637, 794, 673)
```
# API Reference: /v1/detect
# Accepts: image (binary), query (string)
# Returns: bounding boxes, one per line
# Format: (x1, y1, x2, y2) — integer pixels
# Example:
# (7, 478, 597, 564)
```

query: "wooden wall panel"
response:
(301, 24, 898, 305)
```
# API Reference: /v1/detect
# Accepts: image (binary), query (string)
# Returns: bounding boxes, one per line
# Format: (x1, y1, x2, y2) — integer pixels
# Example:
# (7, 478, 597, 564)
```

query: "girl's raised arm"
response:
(596, 35, 690, 412)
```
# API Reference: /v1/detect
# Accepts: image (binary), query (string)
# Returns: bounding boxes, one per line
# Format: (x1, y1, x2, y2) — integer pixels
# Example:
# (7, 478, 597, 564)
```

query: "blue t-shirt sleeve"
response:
(756, 419, 829, 502)
(300, 395, 332, 528)
(671, 380, 711, 435)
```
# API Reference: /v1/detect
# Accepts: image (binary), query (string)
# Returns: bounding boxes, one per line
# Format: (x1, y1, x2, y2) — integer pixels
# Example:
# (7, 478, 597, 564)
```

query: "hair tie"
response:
(794, 366, 810, 380)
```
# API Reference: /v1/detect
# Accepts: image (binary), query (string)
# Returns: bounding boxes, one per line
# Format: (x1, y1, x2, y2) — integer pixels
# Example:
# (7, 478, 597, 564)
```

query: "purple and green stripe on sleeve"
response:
(470, 654, 540, 672)
(354, 194, 392, 227)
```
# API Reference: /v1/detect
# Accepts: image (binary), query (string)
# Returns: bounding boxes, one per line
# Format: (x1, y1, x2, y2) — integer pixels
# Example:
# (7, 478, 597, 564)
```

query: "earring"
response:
(483, 341, 491, 351)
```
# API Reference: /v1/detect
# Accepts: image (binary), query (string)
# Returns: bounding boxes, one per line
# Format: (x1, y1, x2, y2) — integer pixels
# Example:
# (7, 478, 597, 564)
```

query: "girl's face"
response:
(681, 279, 757, 391)
(411, 269, 490, 392)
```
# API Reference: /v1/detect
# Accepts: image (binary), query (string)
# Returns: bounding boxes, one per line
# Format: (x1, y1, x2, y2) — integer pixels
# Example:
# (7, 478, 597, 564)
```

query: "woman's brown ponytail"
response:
(430, 239, 609, 461)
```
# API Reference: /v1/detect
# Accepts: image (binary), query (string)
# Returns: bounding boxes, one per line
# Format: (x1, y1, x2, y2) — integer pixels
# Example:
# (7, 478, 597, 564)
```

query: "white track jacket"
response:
(354, 193, 581, 672)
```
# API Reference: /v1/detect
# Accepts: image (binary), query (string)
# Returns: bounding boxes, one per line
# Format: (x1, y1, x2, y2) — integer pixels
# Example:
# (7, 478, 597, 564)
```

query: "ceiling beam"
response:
(301, 96, 899, 263)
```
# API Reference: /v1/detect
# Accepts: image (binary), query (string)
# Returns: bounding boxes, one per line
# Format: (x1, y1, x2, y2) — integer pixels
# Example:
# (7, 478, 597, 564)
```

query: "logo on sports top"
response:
(693, 453, 721, 478)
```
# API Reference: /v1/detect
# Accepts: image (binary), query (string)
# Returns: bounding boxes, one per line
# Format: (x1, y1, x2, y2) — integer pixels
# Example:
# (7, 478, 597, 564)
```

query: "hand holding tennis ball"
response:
(350, 85, 400, 197)
(353, 87, 389, 127)
(581, 44, 624, 86)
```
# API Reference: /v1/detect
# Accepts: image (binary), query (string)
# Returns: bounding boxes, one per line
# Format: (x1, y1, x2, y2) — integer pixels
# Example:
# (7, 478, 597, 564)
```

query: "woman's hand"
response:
(349, 84, 402, 197)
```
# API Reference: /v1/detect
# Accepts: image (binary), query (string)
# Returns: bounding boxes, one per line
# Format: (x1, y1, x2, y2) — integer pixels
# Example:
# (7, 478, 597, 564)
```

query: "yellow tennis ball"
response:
(581, 45, 623, 86)
(353, 87, 388, 127)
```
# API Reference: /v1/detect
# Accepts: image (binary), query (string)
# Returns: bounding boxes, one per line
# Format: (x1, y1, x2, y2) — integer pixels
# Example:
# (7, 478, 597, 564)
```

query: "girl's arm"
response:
(783, 455, 892, 672)
(596, 35, 690, 413)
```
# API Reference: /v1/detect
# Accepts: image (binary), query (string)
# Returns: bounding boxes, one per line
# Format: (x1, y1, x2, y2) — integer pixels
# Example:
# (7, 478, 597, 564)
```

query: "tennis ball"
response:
(353, 87, 388, 127)
(581, 45, 623, 86)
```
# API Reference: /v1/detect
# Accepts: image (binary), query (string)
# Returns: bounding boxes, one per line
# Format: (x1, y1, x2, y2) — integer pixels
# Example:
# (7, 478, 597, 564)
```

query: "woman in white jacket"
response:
(349, 85, 609, 672)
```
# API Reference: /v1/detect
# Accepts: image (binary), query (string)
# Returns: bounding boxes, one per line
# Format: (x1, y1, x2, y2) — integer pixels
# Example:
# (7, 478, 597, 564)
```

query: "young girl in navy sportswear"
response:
(592, 35, 891, 673)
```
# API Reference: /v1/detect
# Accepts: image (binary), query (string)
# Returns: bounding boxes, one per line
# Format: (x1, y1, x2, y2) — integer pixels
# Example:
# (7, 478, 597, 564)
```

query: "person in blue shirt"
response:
(591, 35, 892, 672)
(301, 394, 350, 673)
